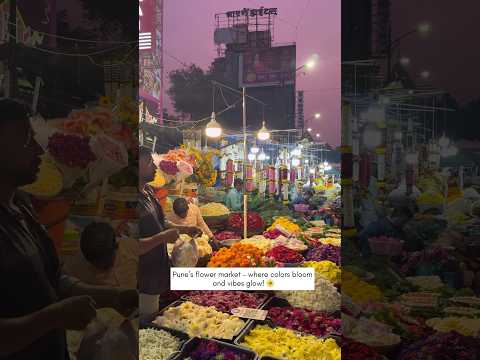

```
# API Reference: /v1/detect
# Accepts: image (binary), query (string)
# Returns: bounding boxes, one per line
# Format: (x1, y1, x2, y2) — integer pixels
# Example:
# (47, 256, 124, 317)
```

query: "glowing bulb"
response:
(400, 57, 410, 66)
(292, 158, 300, 167)
(205, 112, 222, 138)
(309, 168, 315, 174)
(257, 122, 270, 141)
(251, 146, 259, 154)
(316, 133, 320, 138)
(258, 152, 266, 161)
(314, 113, 321, 119)
(307, 128, 312, 132)
(247, 153, 255, 161)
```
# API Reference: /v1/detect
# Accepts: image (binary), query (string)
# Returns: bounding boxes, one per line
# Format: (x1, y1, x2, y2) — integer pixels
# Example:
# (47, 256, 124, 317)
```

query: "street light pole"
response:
(242, 86, 248, 240)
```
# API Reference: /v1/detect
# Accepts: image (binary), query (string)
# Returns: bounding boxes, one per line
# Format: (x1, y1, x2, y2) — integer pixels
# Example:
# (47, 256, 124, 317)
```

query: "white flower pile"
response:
(139, 328, 181, 360)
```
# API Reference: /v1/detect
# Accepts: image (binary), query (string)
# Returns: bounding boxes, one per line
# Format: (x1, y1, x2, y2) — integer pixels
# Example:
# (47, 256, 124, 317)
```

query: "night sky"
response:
(391, 0, 480, 104)
(163, 0, 341, 145)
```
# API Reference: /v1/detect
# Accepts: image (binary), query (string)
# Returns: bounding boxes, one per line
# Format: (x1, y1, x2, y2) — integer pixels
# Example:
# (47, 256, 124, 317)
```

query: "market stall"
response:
(138, 142, 342, 360)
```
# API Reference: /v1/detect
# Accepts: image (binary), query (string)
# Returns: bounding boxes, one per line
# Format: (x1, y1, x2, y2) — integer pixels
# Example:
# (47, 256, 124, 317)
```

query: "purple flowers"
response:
(306, 244, 341, 265)
(188, 339, 253, 360)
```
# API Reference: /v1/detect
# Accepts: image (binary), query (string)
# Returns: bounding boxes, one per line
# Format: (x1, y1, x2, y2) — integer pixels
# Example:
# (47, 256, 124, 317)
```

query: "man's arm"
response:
(0, 307, 61, 357)
(195, 205, 214, 238)
(139, 229, 179, 255)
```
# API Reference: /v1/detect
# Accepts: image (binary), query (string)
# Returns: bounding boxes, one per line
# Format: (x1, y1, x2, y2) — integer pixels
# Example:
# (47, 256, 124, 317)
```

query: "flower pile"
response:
(306, 244, 341, 265)
(159, 160, 179, 175)
(153, 302, 245, 339)
(139, 328, 182, 360)
(417, 191, 444, 205)
(268, 306, 341, 337)
(266, 245, 305, 264)
(185, 291, 267, 313)
(228, 212, 264, 232)
(303, 261, 341, 284)
(397, 332, 480, 360)
(267, 217, 302, 234)
(341, 340, 383, 360)
(239, 237, 275, 253)
(320, 237, 341, 247)
(342, 271, 383, 304)
(276, 276, 341, 313)
(273, 236, 308, 252)
(240, 325, 340, 360)
(426, 317, 480, 337)
(186, 339, 253, 360)
(263, 228, 283, 239)
(200, 203, 230, 217)
(48, 133, 97, 168)
(215, 231, 241, 241)
(207, 243, 264, 267)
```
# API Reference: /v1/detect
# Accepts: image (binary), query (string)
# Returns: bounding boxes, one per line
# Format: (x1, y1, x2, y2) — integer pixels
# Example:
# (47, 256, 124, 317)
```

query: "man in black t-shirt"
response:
(0, 99, 138, 359)
(138, 146, 200, 314)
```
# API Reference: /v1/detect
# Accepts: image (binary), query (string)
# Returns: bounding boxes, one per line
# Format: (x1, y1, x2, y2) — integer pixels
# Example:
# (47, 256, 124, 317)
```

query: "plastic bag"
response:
(171, 235, 199, 267)
(77, 319, 137, 360)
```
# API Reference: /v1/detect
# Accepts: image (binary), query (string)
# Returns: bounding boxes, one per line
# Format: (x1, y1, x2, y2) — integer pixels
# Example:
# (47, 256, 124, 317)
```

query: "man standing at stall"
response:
(0, 99, 138, 359)
(225, 178, 243, 211)
(138, 146, 201, 314)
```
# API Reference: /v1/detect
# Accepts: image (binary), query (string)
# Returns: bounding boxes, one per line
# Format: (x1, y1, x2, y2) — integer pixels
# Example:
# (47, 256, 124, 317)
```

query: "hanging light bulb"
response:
(251, 146, 260, 154)
(309, 168, 316, 174)
(205, 112, 222, 138)
(439, 133, 450, 148)
(323, 161, 329, 167)
(291, 147, 301, 157)
(292, 158, 300, 167)
(258, 151, 267, 161)
(248, 153, 255, 161)
(257, 122, 270, 141)
(266, 155, 270, 160)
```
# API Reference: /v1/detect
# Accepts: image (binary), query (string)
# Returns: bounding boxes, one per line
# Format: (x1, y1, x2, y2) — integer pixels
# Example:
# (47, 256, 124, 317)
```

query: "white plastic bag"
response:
(171, 235, 199, 267)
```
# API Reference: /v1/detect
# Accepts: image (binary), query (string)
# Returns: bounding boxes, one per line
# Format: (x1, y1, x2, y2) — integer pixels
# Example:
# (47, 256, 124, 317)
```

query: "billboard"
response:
(239, 45, 296, 87)
(139, 0, 156, 51)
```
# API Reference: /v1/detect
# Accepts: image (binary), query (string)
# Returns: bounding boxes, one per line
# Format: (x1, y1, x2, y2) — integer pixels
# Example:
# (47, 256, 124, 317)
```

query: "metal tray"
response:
(141, 299, 251, 343)
(263, 297, 342, 338)
(139, 322, 190, 360)
(172, 337, 258, 360)
(181, 291, 271, 313)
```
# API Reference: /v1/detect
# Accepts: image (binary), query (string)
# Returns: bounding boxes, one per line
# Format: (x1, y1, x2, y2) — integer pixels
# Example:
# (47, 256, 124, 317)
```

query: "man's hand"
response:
(183, 226, 202, 237)
(113, 289, 138, 317)
(161, 228, 180, 244)
(52, 296, 97, 331)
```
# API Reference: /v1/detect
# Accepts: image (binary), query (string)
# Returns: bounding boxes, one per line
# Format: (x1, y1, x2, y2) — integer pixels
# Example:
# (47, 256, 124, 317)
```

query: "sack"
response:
(171, 235, 199, 267)
(77, 318, 137, 360)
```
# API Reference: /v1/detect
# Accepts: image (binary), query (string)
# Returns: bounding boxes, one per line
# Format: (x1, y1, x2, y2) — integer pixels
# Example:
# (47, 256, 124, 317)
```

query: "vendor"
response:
(225, 178, 243, 211)
(359, 203, 415, 256)
(138, 146, 201, 315)
(0, 99, 137, 359)
(167, 198, 214, 238)
(64, 222, 137, 288)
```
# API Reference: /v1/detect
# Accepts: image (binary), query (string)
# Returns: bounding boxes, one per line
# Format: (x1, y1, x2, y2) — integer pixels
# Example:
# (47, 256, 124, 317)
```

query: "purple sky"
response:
(163, 0, 341, 145)
(391, 0, 480, 104)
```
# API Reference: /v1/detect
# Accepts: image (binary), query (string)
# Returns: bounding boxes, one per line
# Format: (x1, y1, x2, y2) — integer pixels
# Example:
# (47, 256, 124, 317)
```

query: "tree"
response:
(167, 65, 213, 120)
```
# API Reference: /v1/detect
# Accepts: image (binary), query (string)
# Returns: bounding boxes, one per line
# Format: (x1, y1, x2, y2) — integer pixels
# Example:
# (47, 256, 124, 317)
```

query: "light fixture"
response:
(420, 70, 430, 79)
(418, 22, 431, 35)
(251, 146, 260, 154)
(291, 148, 302, 157)
(305, 159, 309, 164)
(400, 57, 411, 66)
(248, 153, 255, 161)
(316, 133, 320, 138)
(258, 151, 267, 161)
(307, 128, 312, 132)
(323, 161, 329, 167)
(205, 112, 222, 138)
(439, 133, 450, 148)
(292, 158, 300, 167)
(257, 121, 270, 141)
(266, 155, 270, 160)
(309, 168, 316, 174)
(314, 113, 321, 119)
